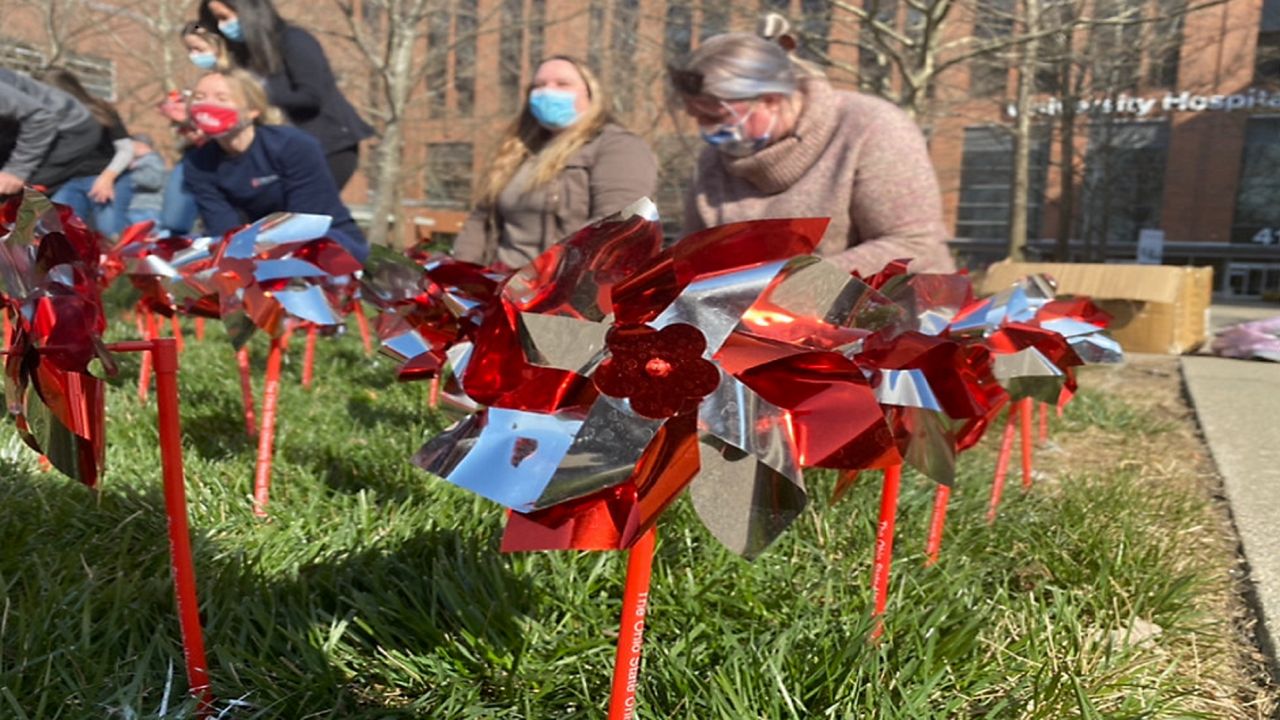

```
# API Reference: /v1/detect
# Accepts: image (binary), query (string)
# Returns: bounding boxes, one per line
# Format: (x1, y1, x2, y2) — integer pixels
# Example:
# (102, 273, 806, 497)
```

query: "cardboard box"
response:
(979, 261, 1214, 355)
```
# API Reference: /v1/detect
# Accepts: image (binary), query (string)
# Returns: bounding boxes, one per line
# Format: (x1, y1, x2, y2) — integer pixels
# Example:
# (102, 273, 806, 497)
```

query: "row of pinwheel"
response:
(348, 198, 1121, 717)
(3, 189, 1121, 718)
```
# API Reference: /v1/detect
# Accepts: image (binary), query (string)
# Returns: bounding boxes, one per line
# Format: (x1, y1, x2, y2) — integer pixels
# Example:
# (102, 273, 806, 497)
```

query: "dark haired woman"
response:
(199, 0, 374, 189)
(40, 68, 135, 237)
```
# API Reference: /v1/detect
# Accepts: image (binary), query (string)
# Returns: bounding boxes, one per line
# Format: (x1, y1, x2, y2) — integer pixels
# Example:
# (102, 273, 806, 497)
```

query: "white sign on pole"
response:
(1137, 229, 1165, 265)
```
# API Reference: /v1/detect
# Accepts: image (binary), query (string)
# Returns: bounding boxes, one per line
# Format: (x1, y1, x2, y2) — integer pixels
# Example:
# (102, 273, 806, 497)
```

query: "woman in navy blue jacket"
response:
(182, 69, 368, 261)
(198, 0, 374, 189)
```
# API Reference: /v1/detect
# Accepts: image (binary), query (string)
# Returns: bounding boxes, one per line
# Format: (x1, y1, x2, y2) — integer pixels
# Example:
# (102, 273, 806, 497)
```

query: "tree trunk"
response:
(370, 122, 404, 248)
(1054, 103, 1076, 261)
(1008, 0, 1041, 261)
(367, 8, 417, 249)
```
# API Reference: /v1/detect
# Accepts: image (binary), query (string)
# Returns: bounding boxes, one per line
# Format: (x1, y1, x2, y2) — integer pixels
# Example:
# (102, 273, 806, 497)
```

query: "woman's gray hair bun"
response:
(758, 12, 798, 52)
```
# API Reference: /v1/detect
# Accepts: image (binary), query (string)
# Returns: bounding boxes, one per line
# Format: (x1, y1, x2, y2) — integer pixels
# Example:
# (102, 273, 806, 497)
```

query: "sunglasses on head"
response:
(180, 21, 214, 37)
(667, 65, 703, 96)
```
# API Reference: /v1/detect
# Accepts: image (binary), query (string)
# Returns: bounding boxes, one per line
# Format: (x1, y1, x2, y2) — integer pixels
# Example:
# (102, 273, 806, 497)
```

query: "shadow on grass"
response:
(0, 467, 533, 718)
(278, 437, 439, 503)
(344, 390, 439, 436)
(203, 528, 536, 717)
(180, 398, 258, 459)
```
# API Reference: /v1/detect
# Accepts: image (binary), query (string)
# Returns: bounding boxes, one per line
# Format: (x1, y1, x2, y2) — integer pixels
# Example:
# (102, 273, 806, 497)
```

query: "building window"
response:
(858, 0, 896, 96)
(528, 0, 546, 72)
(968, 0, 1013, 98)
(0, 38, 115, 100)
(1089, 0, 1143, 93)
(1146, 0, 1185, 88)
(1034, 0, 1074, 94)
(588, 0, 607, 71)
(454, 0, 477, 116)
(955, 126, 1050, 241)
(1082, 121, 1169, 247)
(798, 0, 832, 61)
(1257, 0, 1280, 83)
(425, 14, 449, 118)
(666, 1, 693, 59)
(426, 142, 474, 208)
(699, 1, 729, 41)
(1231, 118, 1280, 244)
(499, 0, 524, 114)
(610, 0, 641, 111)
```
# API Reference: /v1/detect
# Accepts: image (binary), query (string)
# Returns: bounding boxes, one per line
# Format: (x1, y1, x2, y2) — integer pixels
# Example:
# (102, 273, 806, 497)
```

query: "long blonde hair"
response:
(475, 56, 612, 206)
(194, 68, 285, 125)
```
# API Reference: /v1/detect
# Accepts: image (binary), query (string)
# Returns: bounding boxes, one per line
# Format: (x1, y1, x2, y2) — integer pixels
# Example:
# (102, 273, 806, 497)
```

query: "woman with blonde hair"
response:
(154, 21, 236, 235)
(668, 17, 955, 275)
(181, 69, 367, 259)
(452, 55, 658, 269)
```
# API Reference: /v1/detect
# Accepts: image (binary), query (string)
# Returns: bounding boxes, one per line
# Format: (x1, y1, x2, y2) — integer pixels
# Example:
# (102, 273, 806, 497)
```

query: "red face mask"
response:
(189, 102, 243, 137)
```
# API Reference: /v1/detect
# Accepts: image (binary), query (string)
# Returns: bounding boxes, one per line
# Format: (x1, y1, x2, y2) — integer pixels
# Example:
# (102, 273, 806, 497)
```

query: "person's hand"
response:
(88, 174, 115, 204)
(178, 126, 206, 145)
(0, 171, 25, 196)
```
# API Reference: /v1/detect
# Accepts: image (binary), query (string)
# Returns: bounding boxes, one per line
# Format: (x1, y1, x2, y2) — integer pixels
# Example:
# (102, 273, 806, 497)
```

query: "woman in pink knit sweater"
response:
(669, 32, 956, 275)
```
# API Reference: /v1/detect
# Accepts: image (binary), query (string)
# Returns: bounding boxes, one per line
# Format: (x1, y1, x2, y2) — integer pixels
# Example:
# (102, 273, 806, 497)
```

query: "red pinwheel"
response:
(211, 213, 361, 345)
(358, 246, 501, 389)
(0, 191, 112, 485)
(207, 213, 365, 515)
(418, 202, 860, 558)
(0, 191, 213, 712)
(941, 273, 1121, 527)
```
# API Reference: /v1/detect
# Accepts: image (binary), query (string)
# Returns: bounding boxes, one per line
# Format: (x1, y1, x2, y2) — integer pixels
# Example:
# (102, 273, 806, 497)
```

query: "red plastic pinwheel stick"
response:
(253, 337, 286, 517)
(871, 464, 903, 639)
(107, 338, 214, 716)
(608, 527, 657, 720)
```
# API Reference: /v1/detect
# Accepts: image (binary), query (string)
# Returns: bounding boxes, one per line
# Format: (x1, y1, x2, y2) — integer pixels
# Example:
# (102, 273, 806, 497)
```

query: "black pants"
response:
(326, 146, 359, 191)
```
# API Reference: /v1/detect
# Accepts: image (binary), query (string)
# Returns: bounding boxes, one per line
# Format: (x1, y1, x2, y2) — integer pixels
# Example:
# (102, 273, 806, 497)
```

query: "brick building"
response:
(927, 0, 1280, 297)
(3, 0, 1279, 295)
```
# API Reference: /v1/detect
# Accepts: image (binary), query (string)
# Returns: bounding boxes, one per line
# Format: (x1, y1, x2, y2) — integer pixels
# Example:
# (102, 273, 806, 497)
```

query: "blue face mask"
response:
(528, 88, 580, 130)
(189, 52, 217, 70)
(219, 18, 244, 42)
(699, 102, 773, 158)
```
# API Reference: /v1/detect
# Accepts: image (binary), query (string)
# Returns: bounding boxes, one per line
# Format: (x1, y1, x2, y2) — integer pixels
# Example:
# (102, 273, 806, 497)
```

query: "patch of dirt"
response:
(1039, 355, 1278, 719)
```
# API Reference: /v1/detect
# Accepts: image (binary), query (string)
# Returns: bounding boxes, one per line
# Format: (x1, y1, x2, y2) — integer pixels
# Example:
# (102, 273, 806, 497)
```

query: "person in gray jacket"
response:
(125, 134, 167, 226)
(452, 56, 658, 269)
(39, 69, 135, 237)
(0, 69, 105, 197)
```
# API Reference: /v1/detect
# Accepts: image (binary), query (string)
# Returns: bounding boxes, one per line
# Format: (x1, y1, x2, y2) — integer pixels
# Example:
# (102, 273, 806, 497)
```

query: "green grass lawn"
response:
(0, 318, 1263, 718)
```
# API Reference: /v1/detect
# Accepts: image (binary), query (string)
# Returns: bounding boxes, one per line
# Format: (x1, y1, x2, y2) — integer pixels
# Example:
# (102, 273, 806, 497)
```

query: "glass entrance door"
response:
(1225, 262, 1280, 297)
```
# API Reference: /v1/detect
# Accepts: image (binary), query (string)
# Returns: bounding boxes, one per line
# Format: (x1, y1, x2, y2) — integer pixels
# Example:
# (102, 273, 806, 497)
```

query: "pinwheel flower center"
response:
(592, 323, 721, 419)
(645, 356, 673, 378)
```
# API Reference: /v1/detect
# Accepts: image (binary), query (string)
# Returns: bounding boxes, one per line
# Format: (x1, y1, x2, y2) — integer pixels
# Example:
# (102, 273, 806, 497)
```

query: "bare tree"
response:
(94, 0, 189, 112)
(1007, 0, 1041, 261)
(0, 0, 126, 70)
(1006, 0, 1223, 261)
(328, 0, 440, 248)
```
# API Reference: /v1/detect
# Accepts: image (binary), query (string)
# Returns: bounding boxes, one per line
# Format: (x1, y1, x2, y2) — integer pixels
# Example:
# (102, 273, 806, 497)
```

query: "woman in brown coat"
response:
(452, 56, 658, 269)
(668, 27, 955, 276)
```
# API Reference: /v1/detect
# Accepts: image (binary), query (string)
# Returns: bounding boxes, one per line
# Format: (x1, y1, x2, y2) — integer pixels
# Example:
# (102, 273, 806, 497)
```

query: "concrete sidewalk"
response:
(1181, 300, 1280, 660)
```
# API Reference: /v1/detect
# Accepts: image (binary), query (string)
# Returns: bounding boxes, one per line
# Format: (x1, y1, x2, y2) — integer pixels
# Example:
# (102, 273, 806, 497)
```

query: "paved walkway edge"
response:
(1182, 355, 1280, 671)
